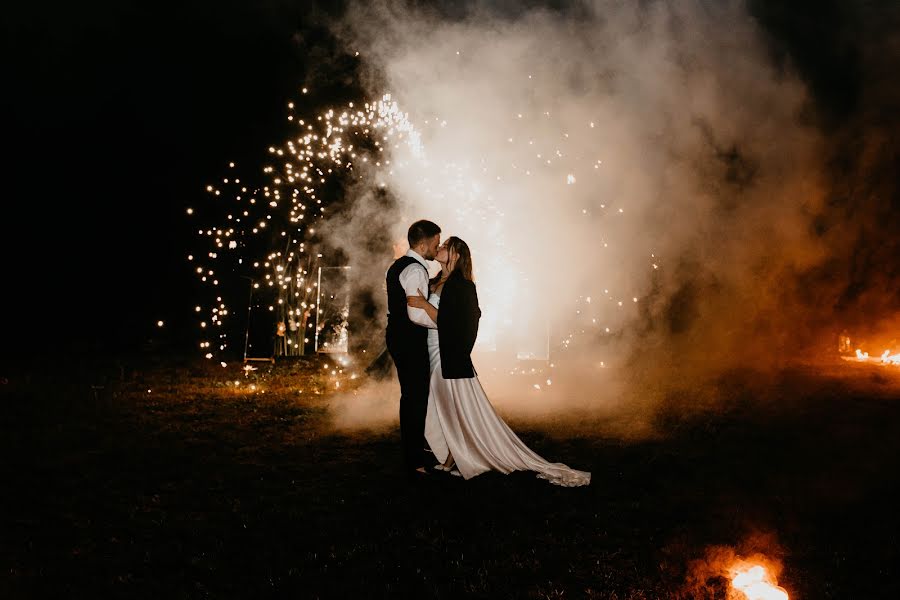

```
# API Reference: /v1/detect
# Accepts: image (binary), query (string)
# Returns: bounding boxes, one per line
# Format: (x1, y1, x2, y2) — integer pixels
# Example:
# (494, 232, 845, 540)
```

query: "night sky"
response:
(6, 0, 898, 359)
(6, 1, 351, 357)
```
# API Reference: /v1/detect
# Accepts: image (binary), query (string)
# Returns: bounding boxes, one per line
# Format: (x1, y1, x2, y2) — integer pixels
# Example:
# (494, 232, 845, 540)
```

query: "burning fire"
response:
(730, 563, 788, 600)
(850, 348, 900, 365)
(839, 331, 900, 366)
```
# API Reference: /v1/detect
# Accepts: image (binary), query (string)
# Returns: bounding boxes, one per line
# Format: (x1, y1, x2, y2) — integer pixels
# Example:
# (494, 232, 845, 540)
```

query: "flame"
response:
(730, 564, 788, 600)
(841, 330, 899, 367)
(852, 347, 899, 365)
(881, 349, 900, 365)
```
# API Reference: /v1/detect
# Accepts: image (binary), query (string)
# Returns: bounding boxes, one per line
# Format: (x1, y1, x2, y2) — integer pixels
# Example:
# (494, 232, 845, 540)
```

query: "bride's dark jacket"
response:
(435, 269, 481, 379)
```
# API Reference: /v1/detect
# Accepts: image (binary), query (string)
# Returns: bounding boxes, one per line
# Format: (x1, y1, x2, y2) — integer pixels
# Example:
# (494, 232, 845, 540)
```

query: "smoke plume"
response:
(314, 0, 899, 429)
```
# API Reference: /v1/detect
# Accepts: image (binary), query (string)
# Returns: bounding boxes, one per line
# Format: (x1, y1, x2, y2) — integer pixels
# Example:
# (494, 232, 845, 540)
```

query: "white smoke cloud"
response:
(328, 379, 401, 431)
(323, 0, 834, 429)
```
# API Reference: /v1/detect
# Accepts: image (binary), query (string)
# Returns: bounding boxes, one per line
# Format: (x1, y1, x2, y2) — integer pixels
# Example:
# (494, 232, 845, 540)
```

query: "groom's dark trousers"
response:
(385, 256, 431, 474)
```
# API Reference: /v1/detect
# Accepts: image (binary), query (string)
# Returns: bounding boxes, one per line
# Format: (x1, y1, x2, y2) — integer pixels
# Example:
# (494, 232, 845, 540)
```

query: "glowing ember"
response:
(730, 564, 788, 600)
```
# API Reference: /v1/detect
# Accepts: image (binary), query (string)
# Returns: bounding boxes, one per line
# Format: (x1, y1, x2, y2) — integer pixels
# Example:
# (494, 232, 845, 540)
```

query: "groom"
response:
(385, 219, 441, 479)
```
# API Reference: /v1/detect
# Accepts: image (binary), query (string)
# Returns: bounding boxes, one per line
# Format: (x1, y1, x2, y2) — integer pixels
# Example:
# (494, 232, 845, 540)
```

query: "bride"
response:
(407, 236, 591, 487)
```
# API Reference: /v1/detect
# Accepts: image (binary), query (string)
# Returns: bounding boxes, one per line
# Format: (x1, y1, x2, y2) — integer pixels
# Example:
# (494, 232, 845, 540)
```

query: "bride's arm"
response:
(407, 289, 438, 324)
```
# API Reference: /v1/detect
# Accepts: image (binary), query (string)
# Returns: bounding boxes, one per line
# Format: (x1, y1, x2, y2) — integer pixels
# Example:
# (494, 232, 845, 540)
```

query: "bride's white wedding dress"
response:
(423, 292, 591, 487)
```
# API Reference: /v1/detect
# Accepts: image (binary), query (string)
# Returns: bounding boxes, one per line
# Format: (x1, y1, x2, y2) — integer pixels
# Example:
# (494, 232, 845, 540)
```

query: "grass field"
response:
(2, 352, 898, 598)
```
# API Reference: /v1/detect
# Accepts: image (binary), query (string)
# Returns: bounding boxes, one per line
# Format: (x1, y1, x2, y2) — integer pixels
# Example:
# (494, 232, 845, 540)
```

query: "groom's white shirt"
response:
(388, 249, 438, 329)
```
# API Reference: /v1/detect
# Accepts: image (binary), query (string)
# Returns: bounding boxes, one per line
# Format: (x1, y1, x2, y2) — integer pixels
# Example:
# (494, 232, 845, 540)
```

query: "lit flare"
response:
(731, 564, 788, 600)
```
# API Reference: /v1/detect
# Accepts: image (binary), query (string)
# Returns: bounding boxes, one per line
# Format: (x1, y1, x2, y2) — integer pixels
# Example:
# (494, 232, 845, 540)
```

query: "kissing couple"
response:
(385, 219, 590, 487)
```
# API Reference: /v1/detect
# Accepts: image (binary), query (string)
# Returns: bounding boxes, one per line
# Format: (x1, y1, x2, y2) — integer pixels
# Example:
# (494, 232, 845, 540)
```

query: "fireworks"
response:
(191, 93, 424, 360)
(191, 69, 660, 363)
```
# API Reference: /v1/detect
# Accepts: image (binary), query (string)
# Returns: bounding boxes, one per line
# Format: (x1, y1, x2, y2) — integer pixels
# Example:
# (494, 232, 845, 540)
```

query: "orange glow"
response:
(880, 349, 900, 365)
(847, 346, 899, 366)
(730, 563, 788, 600)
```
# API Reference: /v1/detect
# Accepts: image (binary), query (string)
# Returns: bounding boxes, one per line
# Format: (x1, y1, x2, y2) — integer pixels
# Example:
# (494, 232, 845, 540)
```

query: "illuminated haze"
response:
(326, 0, 844, 428)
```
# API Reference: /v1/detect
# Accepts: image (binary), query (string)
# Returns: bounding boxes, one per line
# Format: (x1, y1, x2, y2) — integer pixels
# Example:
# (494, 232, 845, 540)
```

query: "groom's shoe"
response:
(406, 466, 431, 482)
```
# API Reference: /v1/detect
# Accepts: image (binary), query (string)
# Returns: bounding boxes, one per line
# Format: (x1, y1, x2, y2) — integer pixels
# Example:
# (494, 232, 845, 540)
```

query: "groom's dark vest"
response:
(385, 256, 429, 349)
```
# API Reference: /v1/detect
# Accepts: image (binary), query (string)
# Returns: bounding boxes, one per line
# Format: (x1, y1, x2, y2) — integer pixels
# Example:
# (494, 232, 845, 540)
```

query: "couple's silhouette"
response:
(385, 220, 590, 487)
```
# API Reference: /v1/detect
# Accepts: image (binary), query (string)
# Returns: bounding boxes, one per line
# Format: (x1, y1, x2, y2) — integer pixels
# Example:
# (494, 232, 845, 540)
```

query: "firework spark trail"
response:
(196, 0, 818, 396)
(190, 94, 429, 360)
(184, 0, 839, 443)
(191, 79, 656, 367)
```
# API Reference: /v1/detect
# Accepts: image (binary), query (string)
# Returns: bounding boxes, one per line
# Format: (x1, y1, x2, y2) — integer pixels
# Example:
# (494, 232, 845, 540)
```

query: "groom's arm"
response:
(399, 264, 437, 328)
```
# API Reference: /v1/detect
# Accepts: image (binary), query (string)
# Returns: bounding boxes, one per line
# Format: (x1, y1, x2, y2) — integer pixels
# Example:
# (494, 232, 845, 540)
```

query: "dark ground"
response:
(1, 352, 898, 599)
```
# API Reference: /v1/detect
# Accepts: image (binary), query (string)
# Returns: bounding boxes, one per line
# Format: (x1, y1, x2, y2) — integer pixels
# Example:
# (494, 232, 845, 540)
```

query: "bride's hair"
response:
(447, 236, 474, 281)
